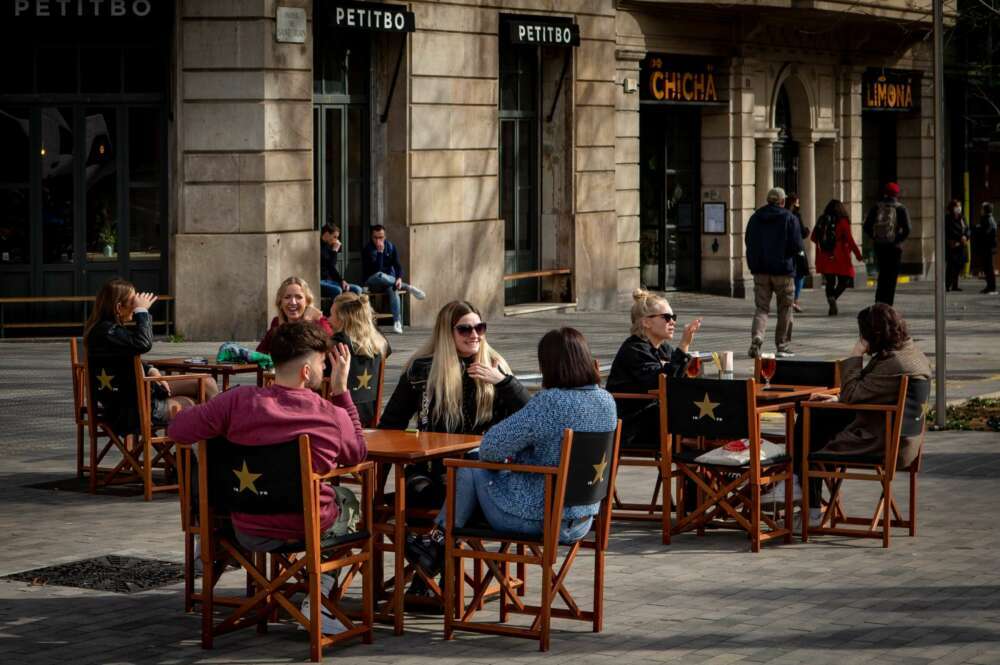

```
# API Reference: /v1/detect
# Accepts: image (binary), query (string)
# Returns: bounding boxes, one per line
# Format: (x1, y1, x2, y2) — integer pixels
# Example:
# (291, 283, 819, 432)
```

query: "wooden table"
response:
(148, 357, 264, 391)
(363, 429, 481, 635)
(755, 384, 838, 404)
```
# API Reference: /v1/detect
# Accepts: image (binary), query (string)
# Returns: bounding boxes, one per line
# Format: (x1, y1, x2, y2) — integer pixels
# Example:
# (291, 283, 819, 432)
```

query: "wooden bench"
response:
(0, 295, 175, 338)
(502, 267, 573, 303)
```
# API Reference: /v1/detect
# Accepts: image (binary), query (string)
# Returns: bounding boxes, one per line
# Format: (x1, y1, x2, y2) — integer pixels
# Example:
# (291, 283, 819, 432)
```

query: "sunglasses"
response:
(646, 313, 677, 323)
(454, 322, 488, 336)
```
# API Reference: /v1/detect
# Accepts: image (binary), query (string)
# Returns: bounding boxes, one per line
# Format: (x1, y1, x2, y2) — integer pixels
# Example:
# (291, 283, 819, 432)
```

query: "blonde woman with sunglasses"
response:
(605, 288, 701, 450)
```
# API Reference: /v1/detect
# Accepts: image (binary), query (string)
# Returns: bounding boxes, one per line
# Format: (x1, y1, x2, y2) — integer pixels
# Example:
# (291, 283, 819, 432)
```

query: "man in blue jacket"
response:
(745, 187, 803, 358)
(361, 225, 426, 334)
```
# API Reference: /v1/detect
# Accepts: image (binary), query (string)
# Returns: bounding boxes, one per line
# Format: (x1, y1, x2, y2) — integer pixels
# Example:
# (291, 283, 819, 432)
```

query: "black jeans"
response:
(978, 250, 996, 291)
(792, 408, 856, 506)
(874, 244, 902, 305)
(946, 247, 965, 290)
(823, 274, 850, 301)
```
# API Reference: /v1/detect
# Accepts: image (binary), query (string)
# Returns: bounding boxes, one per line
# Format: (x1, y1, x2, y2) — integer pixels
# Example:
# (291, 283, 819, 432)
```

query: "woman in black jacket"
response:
(972, 202, 997, 294)
(944, 199, 969, 292)
(605, 288, 701, 449)
(330, 292, 391, 426)
(85, 279, 218, 430)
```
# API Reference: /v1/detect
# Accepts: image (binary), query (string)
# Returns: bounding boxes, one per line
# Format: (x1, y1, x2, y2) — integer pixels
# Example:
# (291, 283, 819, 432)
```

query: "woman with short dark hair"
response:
(405, 327, 617, 578)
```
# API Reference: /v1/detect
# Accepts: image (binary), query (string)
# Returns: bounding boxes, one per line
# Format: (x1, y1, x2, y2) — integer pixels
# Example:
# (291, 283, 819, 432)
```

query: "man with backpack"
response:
(863, 182, 911, 305)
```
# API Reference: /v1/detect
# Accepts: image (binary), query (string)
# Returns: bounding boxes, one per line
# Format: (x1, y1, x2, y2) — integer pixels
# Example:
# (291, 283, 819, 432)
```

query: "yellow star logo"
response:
(355, 369, 373, 390)
(693, 393, 720, 420)
(590, 453, 608, 486)
(233, 460, 262, 494)
(96, 368, 114, 391)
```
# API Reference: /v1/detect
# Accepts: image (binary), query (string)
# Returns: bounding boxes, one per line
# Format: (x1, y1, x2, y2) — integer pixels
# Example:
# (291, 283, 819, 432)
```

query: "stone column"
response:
(754, 130, 778, 207)
(615, 49, 644, 303)
(174, 1, 314, 340)
(799, 138, 817, 277)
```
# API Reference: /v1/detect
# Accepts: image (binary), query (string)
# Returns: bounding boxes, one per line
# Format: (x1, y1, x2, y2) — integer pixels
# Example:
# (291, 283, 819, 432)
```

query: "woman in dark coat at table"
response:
(85, 278, 218, 430)
(605, 288, 701, 450)
(800, 303, 931, 527)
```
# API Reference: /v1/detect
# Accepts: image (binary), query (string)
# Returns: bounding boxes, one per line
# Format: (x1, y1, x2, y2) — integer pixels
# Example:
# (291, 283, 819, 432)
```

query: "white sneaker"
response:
(299, 574, 347, 636)
(793, 507, 823, 531)
(408, 285, 426, 300)
(776, 349, 795, 358)
(392, 321, 403, 334)
(760, 482, 802, 505)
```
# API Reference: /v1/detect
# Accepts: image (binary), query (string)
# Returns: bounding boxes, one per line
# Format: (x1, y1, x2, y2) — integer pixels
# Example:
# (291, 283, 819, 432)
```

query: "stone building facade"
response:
(0, 0, 952, 339)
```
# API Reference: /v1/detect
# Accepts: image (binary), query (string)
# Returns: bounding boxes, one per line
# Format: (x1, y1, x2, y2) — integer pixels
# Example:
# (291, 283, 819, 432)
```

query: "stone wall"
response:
(174, 0, 315, 340)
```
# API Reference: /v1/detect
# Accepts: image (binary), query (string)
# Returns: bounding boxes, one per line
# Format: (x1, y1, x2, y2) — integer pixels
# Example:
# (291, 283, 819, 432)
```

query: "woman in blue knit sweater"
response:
(406, 327, 617, 577)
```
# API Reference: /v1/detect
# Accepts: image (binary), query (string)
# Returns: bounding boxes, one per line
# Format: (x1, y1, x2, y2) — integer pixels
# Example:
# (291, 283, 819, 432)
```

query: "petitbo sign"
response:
(13, 0, 153, 17)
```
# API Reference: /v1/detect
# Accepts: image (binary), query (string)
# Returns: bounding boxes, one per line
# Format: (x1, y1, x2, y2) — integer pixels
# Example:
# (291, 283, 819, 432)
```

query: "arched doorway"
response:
(772, 85, 799, 194)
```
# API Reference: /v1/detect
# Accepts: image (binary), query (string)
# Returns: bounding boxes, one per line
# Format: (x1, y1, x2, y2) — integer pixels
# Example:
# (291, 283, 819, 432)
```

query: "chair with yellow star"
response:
(441, 423, 622, 651)
(665, 377, 796, 553)
(177, 435, 374, 662)
(83, 347, 209, 500)
(69, 338, 89, 479)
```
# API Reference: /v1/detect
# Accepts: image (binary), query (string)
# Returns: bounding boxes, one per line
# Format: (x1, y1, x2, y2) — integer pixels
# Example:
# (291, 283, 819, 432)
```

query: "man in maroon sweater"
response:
(169, 321, 367, 549)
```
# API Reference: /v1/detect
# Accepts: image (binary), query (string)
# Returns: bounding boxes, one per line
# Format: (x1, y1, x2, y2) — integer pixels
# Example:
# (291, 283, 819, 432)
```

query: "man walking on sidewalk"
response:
(863, 182, 911, 305)
(745, 187, 803, 359)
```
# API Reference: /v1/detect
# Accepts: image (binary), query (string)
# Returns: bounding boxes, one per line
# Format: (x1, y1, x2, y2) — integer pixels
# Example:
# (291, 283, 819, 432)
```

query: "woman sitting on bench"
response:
(85, 278, 218, 425)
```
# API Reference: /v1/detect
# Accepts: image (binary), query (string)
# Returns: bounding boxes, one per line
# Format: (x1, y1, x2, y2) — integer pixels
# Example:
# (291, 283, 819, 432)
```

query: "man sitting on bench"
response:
(168, 321, 367, 551)
(361, 225, 426, 334)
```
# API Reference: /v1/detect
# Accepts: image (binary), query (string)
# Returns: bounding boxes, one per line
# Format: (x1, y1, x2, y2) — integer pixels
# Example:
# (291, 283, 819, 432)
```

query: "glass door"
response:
(313, 31, 370, 285)
(499, 45, 540, 306)
(639, 108, 700, 290)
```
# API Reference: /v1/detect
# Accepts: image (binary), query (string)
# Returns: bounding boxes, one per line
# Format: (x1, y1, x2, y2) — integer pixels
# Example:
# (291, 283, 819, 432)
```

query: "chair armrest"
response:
(315, 461, 374, 481)
(443, 458, 557, 476)
(756, 403, 795, 414)
(801, 400, 897, 412)
(610, 392, 657, 401)
(143, 373, 212, 384)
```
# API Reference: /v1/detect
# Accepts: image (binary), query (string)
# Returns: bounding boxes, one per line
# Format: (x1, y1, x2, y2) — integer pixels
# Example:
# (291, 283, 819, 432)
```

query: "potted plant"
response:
(97, 209, 117, 257)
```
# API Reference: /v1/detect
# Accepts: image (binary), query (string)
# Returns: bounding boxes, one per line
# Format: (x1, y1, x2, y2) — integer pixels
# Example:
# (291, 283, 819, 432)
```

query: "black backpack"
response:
(816, 214, 838, 253)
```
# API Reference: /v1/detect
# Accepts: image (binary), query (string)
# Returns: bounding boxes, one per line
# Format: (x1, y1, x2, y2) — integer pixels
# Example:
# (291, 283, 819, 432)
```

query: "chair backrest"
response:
(348, 352, 383, 407)
(84, 345, 143, 434)
(69, 338, 87, 422)
(562, 429, 618, 508)
(205, 437, 304, 515)
(900, 378, 930, 438)
(664, 377, 753, 440)
(756, 358, 839, 388)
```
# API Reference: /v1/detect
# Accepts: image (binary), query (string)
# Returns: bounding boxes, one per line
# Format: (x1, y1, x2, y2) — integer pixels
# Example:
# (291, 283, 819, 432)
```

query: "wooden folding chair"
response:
(83, 345, 208, 500)
(442, 423, 622, 651)
(69, 338, 88, 479)
(177, 435, 374, 662)
(753, 358, 841, 388)
(666, 378, 796, 553)
(606, 374, 676, 544)
(801, 376, 930, 548)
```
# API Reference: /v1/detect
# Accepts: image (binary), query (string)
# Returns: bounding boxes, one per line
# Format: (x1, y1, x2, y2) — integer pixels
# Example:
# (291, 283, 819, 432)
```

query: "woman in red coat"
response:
(812, 199, 862, 316)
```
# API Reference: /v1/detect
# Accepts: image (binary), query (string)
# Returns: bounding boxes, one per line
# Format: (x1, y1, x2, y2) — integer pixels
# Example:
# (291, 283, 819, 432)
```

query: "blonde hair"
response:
(630, 288, 669, 338)
(274, 276, 316, 324)
(407, 301, 511, 432)
(333, 293, 387, 358)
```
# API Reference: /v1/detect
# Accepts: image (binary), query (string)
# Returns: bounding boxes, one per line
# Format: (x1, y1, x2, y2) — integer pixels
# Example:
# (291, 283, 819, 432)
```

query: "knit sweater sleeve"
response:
(479, 393, 544, 462)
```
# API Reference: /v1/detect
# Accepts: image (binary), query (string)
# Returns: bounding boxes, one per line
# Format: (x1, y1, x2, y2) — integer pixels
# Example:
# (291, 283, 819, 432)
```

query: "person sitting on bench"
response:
(361, 225, 426, 334)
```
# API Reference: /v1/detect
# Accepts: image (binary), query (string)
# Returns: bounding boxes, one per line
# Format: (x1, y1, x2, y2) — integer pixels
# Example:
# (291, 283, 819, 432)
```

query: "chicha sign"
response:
(863, 69, 920, 112)
(641, 54, 725, 105)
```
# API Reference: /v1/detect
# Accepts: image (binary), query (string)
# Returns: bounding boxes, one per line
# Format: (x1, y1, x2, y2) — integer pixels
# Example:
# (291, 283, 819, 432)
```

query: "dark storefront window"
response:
(499, 44, 540, 305)
(0, 6, 172, 329)
(313, 30, 370, 285)
(772, 86, 799, 195)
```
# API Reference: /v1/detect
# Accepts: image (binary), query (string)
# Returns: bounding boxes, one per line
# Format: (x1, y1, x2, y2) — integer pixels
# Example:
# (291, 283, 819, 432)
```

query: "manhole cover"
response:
(4, 555, 184, 594)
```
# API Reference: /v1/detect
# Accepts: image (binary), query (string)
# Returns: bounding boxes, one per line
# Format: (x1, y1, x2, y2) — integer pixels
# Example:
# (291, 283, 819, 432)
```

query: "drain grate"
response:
(3, 555, 185, 594)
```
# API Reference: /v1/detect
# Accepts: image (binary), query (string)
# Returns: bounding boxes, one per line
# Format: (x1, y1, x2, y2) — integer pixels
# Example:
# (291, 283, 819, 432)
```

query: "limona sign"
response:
(641, 54, 726, 106)
(863, 69, 920, 113)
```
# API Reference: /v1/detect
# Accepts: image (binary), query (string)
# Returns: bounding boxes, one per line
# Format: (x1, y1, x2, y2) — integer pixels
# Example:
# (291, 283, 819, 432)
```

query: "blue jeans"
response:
(794, 275, 805, 301)
(320, 280, 362, 299)
(366, 272, 409, 324)
(435, 467, 594, 544)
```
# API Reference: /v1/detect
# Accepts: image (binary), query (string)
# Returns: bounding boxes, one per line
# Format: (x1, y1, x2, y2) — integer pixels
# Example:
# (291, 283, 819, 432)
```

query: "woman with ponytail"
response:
(605, 288, 702, 449)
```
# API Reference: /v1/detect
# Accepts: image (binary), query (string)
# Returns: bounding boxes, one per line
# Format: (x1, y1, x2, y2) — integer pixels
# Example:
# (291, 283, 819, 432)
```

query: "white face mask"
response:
(954, 207, 962, 215)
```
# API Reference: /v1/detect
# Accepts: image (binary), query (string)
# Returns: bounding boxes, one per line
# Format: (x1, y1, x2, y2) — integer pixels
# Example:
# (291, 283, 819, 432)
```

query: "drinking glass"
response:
(760, 353, 777, 388)
(686, 355, 702, 378)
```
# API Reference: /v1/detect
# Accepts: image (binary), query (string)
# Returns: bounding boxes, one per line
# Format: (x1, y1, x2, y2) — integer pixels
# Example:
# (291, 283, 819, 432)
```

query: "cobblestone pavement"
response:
(1, 280, 998, 664)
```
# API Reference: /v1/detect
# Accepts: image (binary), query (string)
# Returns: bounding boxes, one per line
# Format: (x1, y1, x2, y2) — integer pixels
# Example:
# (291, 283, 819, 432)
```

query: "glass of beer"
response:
(760, 353, 777, 388)
(686, 355, 702, 378)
